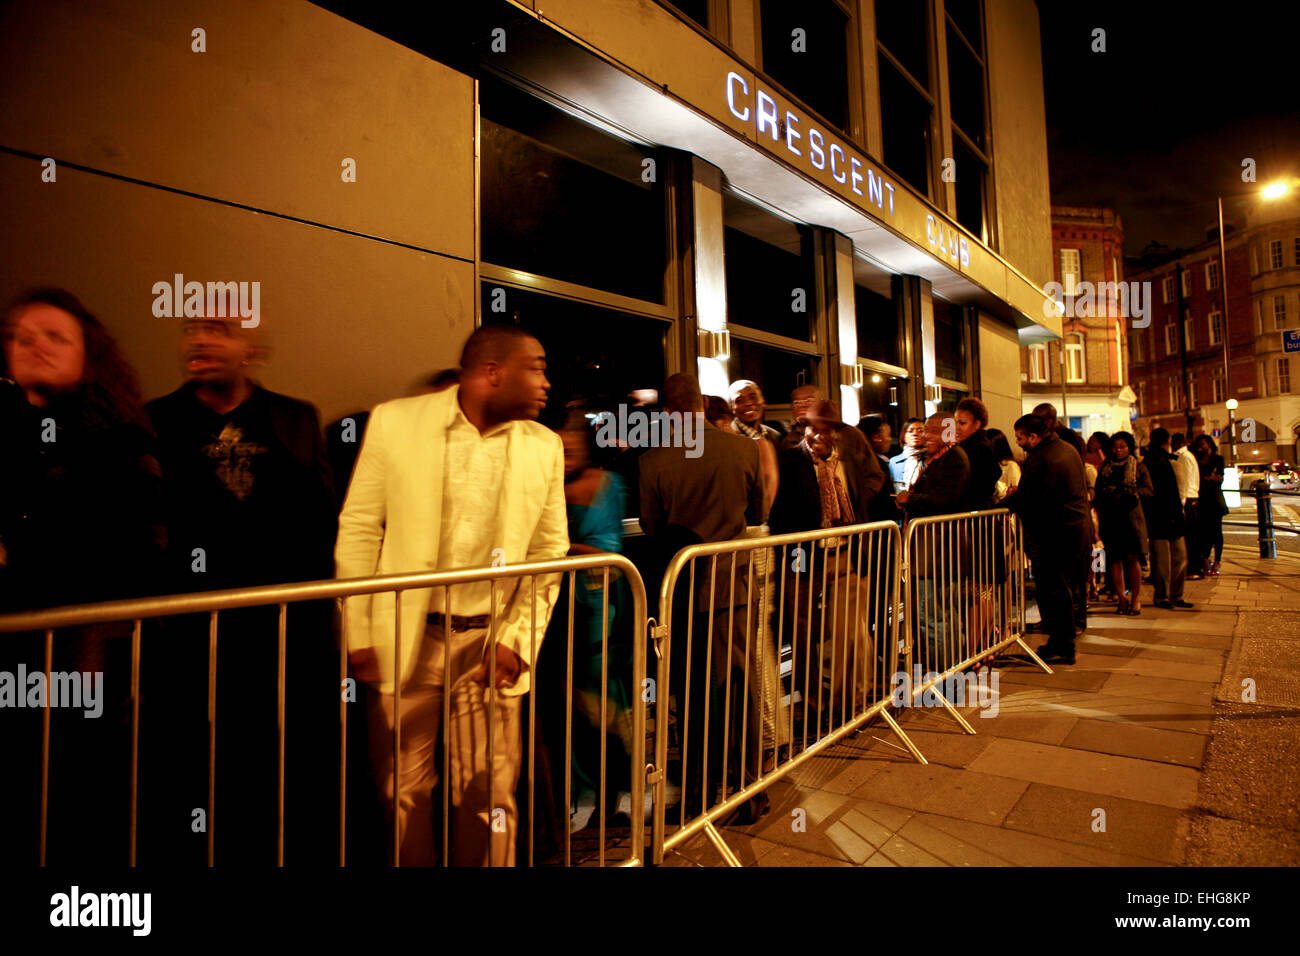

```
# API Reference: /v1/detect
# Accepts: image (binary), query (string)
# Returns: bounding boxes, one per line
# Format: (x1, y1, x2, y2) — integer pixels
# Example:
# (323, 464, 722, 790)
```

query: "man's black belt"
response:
(427, 612, 491, 633)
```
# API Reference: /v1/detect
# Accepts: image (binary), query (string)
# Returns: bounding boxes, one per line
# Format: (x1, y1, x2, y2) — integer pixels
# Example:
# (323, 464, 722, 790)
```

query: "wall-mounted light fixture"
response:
(698, 328, 730, 361)
(843, 362, 864, 390)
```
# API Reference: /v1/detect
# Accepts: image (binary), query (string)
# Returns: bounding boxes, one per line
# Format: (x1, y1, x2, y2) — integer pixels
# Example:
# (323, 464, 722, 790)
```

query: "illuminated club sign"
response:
(725, 71, 895, 216)
(724, 72, 969, 270)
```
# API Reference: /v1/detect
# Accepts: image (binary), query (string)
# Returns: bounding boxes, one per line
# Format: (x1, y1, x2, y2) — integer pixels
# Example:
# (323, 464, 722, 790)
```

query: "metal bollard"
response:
(1254, 481, 1277, 559)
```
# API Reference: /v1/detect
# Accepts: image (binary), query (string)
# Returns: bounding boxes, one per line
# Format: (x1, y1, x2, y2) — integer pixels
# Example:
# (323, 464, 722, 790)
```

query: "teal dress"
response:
(565, 471, 634, 802)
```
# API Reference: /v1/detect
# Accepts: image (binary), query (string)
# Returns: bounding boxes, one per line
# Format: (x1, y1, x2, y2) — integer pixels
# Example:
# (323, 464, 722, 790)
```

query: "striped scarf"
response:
(732, 418, 764, 441)
(807, 443, 855, 529)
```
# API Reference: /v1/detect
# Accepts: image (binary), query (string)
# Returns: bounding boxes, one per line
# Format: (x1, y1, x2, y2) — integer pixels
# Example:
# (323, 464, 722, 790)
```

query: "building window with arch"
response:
(1029, 342, 1049, 383)
(1064, 332, 1085, 382)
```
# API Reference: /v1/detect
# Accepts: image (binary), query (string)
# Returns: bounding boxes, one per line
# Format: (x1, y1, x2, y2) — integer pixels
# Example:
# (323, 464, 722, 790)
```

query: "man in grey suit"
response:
(639, 373, 766, 819)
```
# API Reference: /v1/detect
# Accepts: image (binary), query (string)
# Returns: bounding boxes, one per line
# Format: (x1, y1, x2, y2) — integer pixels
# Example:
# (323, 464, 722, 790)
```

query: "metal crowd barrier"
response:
(901, 508, 1046, 735)
(0, 553, 649, 868)
(649, 520, 914, 866)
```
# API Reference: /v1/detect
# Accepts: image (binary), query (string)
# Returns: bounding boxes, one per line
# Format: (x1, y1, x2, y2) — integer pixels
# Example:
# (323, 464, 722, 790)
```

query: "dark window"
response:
(878, 55, 932, 197)
(857, 373, 908, 439)
(932, 298, 966, 383)
(946, 23, 986, 151)
(875, 0, 930, 89)
(759, 0, 850, 132)
(728, 338, 818, 415)
(478, 283, 668, 433)
(663, 0, 709, 29)
(724, 193, 817, 341)
(951, 137, 985, 240)
(945, 0, 983, 52)
(479, 78, 667, 303)
(855, 283, 901, 368)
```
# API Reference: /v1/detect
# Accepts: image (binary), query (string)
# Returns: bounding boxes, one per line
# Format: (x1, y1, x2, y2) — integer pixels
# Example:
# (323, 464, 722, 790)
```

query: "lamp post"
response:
(1226, 397, 1238, 467)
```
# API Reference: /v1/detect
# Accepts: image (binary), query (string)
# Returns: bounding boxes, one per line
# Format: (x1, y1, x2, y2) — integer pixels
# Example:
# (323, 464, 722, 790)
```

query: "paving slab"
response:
(1061, 717, 1207, 768)
(906, 812, 1169, 866)
(966, 737, 1201, 809)
(1098, 672, 1217, 706)
(1002, 783, 1189, 864)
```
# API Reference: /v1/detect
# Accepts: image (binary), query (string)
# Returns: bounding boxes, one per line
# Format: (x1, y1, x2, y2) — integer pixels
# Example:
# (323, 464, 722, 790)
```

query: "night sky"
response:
(1037, 0, 1300, 256)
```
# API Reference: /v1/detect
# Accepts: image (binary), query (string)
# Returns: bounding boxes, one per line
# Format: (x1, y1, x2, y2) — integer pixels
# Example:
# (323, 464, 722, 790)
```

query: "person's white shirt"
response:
(1173, 445, 1200, 504)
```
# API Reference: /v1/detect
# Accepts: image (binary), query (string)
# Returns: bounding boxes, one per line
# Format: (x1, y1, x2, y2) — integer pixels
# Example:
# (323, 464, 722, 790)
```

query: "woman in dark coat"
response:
(0, 288, 166, 866)
(1094, 431, 1153, 615)
(1192, 434, 1229, 576)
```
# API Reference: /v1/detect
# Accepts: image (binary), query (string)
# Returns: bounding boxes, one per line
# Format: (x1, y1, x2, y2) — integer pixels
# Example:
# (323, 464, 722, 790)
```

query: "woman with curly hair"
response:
(0, 287, 166, 866)
(1094, 431, 1153, 615)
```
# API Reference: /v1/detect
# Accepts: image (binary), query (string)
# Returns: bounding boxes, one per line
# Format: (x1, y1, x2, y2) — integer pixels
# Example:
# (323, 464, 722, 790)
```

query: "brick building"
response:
(1021, 205, 1134, 436)
(1126, 190, 1300, 463)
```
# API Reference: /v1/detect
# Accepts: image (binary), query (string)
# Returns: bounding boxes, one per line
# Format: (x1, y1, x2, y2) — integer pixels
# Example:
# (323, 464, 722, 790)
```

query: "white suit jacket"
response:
(334, 386, 569, 696)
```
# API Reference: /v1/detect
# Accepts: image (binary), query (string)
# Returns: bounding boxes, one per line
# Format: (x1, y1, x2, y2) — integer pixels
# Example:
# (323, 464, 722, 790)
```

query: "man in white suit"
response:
(336, 324, 568, 866)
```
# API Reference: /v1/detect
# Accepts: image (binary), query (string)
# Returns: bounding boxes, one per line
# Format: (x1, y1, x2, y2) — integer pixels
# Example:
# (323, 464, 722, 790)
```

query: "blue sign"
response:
(1212, 428, 1221, 438)
(1286, 330, 1300, 352)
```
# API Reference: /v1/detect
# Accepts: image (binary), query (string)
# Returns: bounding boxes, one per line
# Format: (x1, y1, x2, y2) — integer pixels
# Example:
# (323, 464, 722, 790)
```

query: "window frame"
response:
(1059, 248, 1081, 296)
(1164, 324, 1177, 356)
(1205, 259, 1220, 290)
(1209, 310, 1223, 346)
(1064, 332, 1085, 383)
(1270, 239, 1284, 270)
(1181, 270, 1191, 298)
(1162, 275, 1174, 304)
(1274, 294, 1288, 331)
(1279, 356, 1292, 394)
(1028, 342, 1049, 383)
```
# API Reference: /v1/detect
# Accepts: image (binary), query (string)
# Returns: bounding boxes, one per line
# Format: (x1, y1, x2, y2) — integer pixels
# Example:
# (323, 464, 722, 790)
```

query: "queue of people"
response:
(0, 286, 1234, 865)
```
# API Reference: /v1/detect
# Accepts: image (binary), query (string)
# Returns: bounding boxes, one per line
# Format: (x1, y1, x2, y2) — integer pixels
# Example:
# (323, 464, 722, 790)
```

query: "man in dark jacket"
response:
(1033, 402, 1088, 462)
(954, 397, 1001, 512)
(896, 413, 971, 518)
(1143, 428, 1194, 610)
(639, 373, 768, 819)
(143, 312, 337, 865)
(769, 401, 880, 716)
(1004, 414, 1092, 665)
(895, 413, 970, 674)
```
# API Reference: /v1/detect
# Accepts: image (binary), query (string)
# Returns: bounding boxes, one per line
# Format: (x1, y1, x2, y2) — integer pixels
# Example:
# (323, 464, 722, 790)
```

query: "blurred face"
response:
(1014, 429, 1037, 453)
(903, 421, 926, 449)
(1088, 435, 1103, 453)
(790, 386, 820, 423)
(181, 318, 254, 385)
(487, 335, 550, 421)
(870, 422, 892, 455)
(731, 384, 764, 425)
(4, 304, 86, 398)
(561, 429, 588, 478)
(1111, 437, 1131, 460)
(805, 420, 836, 459)
(954, 408, 981, 443)
(924, 416, 949, 455)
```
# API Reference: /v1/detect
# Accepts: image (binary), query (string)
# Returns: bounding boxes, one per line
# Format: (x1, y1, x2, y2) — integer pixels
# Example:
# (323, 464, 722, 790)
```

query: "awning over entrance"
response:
(483, 7, 1058, 337)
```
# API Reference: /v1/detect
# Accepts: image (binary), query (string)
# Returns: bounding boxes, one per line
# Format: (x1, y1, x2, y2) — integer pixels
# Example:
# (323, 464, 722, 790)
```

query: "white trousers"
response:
(366, 620, 522, 866)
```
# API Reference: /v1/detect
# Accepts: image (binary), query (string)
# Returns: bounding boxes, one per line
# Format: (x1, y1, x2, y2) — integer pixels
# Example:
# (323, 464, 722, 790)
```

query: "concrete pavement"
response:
(663, 545, 1300, 866)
